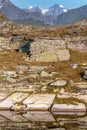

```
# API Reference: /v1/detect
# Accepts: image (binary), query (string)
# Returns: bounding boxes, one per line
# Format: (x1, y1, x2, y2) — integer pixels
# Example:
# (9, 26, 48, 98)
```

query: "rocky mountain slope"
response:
(0, 10, 87, 130)
(56, 4, 87, 25)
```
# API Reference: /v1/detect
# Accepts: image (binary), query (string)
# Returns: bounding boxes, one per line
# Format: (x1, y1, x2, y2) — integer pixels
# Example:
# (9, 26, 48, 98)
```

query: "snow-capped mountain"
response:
(46, 4, 68, 15)
(24, 4, 68, 16)
(24, 6, 49, 15)
(0, 0, 68, 25)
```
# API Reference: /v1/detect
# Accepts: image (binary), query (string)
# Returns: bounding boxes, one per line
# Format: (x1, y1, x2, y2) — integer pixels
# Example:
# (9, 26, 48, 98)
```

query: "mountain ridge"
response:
(24, 4, 68, 16)
(56, 4, 87, 25)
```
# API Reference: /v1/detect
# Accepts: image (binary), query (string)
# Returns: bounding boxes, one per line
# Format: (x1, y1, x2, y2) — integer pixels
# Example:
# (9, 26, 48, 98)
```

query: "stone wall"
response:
(68, 41, 87, 52)
(30, 38, 70, 62)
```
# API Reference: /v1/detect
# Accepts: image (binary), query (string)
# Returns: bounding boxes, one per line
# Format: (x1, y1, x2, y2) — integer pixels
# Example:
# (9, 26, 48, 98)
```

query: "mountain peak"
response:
(25, 4, 68, 16)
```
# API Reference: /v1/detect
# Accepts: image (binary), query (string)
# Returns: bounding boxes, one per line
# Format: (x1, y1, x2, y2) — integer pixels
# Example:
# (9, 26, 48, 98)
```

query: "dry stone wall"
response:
(30, 38, 70, 62)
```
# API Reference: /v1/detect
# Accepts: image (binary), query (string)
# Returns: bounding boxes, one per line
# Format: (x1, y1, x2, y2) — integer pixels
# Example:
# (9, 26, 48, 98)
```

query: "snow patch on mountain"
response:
(27, 6, 33, 9)
(59, 5, 64, 8)
(63, 9, 68, 12)
(0, 3, 3, 9)
(39, 8, 48, 14)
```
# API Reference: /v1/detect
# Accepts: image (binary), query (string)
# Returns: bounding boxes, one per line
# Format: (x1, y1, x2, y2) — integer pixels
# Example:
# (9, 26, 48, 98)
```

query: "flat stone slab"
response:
(0, 92, 29, 110)
(51, 103, 86, 112)
(23, 94, 55, 111)
(52, 111, 86, 116)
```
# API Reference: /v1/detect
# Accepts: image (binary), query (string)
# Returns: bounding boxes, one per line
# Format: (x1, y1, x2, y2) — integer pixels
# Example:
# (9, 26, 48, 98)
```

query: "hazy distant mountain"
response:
(45, 4, 68, 16)
(56, 5, 87, 25)
(24, 4, 68, 16)
(23, 4, 68, 25)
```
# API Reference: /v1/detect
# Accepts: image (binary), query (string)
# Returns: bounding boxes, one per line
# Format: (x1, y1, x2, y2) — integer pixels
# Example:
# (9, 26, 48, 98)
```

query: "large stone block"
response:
(56, 49, 70, 61)
(23, 94, 55, 111)
(37, 51, 58, 62)
(0, 92, 29, 110)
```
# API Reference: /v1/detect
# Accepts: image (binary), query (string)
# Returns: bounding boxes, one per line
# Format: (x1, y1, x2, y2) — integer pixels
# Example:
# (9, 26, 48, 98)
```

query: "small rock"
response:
(84, 70, 87, 79)
(50, 80, 67, 87)
(59, 88, 65, 94)
(41, 71, 51, 77)
(53, 88, 59, 93)
(29, 74, 39, 78)
(71, 64, 78, 69)
(41, 86, 47, 92)
(6, 77, 17, 83)
(11, 105, 26, 111)
(47, 128, 65, 130)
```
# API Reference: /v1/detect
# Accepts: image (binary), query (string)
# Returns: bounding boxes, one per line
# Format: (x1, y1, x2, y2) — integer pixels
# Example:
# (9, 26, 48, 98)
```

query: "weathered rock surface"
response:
(0, 92, 29, 110)
(23, 94, 55, 111)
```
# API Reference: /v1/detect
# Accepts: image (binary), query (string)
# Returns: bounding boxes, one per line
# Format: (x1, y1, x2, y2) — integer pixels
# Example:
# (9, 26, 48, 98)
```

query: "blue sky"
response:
(11, 0, 87, 9)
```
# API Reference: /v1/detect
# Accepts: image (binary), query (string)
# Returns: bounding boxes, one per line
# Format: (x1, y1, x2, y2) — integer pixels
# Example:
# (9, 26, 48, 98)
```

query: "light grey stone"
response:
(74, 95, 87, 103)
(71, 64, 78, 69)
(0, 99, 13, 110)
(50, 80, 67, 87)
(0, 70, 17, 77)
(6, 77, 17, 83)
(23, 94, 55, 111)
(47, 128, 65, 130)
(41, 71, 52, 77)
(0, 92, 29, 110)
(51, 103, 86, 112)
